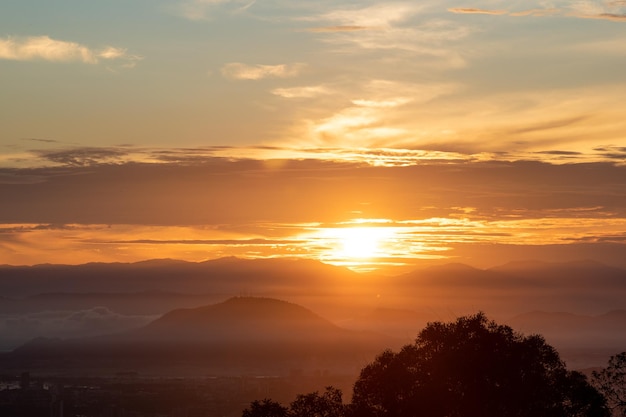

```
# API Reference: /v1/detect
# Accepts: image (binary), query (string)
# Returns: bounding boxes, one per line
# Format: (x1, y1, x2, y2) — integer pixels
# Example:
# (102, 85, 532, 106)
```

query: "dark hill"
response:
(138, 296, 350, 343)
(3, 297, 392, 375)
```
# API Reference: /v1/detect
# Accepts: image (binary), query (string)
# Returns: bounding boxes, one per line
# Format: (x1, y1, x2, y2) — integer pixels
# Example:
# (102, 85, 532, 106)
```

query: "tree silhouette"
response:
(290, 386, 346, 417)
(242, 399, 289, 417)
(351, 313, 609, 417)
(593, 352, 626, 416)
(242, 388, 346, 417)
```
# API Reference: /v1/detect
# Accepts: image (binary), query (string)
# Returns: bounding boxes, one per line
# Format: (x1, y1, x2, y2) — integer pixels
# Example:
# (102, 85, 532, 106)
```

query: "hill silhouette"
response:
(139, 297, 351, 342)
(0, 257, 359, 297)
(3, 297, 392, 375)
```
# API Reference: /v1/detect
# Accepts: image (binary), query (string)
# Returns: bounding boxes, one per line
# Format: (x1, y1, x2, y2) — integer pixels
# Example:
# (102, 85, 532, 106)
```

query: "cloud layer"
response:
(0, 154, 624, 269)
(221, 62, 306, 80)
(0, 36, 140, 67)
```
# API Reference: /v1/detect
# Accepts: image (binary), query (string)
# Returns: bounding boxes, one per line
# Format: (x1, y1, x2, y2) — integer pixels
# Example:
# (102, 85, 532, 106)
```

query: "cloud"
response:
(448, 8, 507, 15)
(306, 5, 471, 68)
(593, 145, 626, 160)
(576, 12, 626, 21)
(511, 116, 589, 135)
(271, 85, 333, 98)
(449, 0, 626, 21)
(567, 0, 626, 20)
(308, 26, 374, 33)
(34, 147, 130, 167)
(0, 36, 141, 67)
(21, 138, 58, 144)
(313, 3, 421, 28)
(352, 98, 412, 108)
(174, 0, 255, 20)
(292, 80, 458, 148)
(509, 8, 561, 17)
(1, 157, 626, 269)
(221, 62, 306, 80)
(83, 238, 304, 246)
(447, 6, 561, 18)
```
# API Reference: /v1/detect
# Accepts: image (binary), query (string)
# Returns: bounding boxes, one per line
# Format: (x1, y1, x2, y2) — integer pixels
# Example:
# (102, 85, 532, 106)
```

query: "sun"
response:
(334, 227, 391, 259)
(304, 223, 400, 270)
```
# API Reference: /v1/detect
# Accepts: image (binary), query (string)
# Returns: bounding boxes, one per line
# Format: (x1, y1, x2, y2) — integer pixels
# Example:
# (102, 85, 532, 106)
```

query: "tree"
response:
(351, 313, 609, 417)
(242, 399, 289, 417)
(290, 386, 346, 417)
(242, 387, 346, 417)
(593, 352, 626, 416)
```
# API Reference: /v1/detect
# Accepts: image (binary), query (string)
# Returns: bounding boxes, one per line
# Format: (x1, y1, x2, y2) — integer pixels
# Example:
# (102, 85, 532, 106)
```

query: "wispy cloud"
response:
(307, 26, 374, 33)
(0, 36, 141, 67)
(305, 4, 471, 68)
(448, 8, 507, 15)
(287, 79, 459, 149)
(221, 62, 306, 80)
(509, 8, 561, 17)
(448, 6, 560, 18)
(568, 0, 626, 20)
(449, 0, 626, 21)
(34, 147, 130, 167)
(174, 0, 255, 20)
(575, 12, 626, 21)
(271, 85, 333, 98)
(313, 3, 421, 28)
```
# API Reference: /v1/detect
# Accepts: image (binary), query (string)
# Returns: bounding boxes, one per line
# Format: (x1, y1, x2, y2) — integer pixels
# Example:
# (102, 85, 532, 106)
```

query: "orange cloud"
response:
(0, 36, 141, 66)
(221, 62, 306, 80)
(447, 8, 507, 15)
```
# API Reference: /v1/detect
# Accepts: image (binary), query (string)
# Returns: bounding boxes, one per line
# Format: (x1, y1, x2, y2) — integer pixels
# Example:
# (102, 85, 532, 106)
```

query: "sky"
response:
(1, 0, 625, 271)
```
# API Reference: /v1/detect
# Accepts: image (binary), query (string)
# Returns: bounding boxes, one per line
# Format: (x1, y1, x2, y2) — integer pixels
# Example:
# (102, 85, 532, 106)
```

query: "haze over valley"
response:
(0, 257, 624, 372)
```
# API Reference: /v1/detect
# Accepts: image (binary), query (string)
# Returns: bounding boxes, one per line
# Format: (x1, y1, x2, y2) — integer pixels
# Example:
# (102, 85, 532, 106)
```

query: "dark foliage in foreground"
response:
(593, 352, 626, 416)
(243, 313, 610, 417)
(242, 387, 345, 417)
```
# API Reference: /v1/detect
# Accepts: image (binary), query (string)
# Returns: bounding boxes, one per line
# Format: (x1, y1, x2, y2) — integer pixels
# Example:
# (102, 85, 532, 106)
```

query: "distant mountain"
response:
(2, 297, 393, 375)
(0, 257, 359, 298)
(0, 291, 224, 315)
(138, 297, 350, 343)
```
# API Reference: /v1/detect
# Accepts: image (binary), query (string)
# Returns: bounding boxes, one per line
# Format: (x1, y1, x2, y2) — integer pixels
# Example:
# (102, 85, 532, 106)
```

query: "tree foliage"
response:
(351, 313, 609, 417)
(593, 352, 626, 416)
(242, 398, 289, 417)
(290, 386, 346, 417)
(243, 313, 610, 417)
(242, 387, 345, 417)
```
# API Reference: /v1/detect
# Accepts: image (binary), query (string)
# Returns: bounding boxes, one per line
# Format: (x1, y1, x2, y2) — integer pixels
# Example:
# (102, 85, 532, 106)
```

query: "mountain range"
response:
(0, 257, 624, 370)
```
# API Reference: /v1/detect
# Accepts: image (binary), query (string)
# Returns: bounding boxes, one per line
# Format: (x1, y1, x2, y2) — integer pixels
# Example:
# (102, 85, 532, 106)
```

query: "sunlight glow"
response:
(337, 227, 386, 259)
(315, 226, 397, 261)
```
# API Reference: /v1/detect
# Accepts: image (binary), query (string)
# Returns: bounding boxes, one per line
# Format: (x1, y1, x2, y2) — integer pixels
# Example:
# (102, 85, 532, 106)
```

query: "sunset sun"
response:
(338, 227, 381, 259)
(329, 226, 394, 260)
